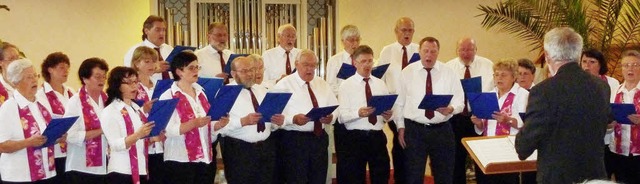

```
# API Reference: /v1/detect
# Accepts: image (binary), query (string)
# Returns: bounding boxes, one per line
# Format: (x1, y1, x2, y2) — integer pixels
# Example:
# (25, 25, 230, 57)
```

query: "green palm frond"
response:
(477, 1, 548, 50)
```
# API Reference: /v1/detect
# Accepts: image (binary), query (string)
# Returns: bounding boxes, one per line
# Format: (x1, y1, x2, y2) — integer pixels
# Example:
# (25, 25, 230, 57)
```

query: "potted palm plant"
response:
(477, 0, 640, 79)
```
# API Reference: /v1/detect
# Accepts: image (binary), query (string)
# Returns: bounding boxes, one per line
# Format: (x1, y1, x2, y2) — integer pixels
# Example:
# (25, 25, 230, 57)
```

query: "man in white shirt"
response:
(444, 37, 494, 184)
(194, 22, 234, 81)
(124, 15, 173, 81)
(396, 37, 464, 184)
(262, 24, 301, 87)
(219, 56, 284, 183)
(377, 17, 418, 184)
(337, 45, 394, 184)
(273, 50, 338, 184)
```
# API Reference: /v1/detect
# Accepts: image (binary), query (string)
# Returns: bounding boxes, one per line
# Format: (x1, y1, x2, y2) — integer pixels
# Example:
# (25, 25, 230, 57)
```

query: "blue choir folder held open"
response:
(257, 92, 293, 123)
(418, 94, 453, 111)
(223, 54, 250, 75)
(611, 103, 637, 125)
(197, 77, 224, 102)
(519, 113, 527, 121)
(306, 105, 339, 121)
(461, 76, 482, 94)
(151, 79, 174, 99)
(147, 98, 179, 137)
(165, 46, 197, 63)
(466, 92, 499, 119)
(337, 63, 391, 79)
(39, 116, 79, 148)
(208, 85, 243, 120)
(409, 53, 420, 63)
(368, 94, 398, 115)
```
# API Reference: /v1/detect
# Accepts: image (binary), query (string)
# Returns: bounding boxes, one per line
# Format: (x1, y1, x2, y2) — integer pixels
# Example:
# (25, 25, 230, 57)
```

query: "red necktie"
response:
(463, 65, 471, 116)
(247, 88, 265, 132)
(425, 68, 434, 119)
(401, 46, 408, 69)
(218, 50, 229, 84)
(285, 51, 292, 75)
(364, 78, 377, 125)
(306, 82, 322, 136)
(154, 47, 170, 80)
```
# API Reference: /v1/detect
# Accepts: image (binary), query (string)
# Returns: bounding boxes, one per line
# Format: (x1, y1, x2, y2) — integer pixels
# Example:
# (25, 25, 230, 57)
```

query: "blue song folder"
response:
(368, 94, 398, 115)
(197, 77, 224, 102)
(409, 53, 420, 63)
(418, 94, 453, 111)
(39, 116, 79, 148)
(147, 98, 179, 137)
(467, 92, 499, 119)
(223, 54, 250, 75)
(306, 105, 339, 121)
(208, 85, 243, 120)
(519, 113, 526, 121)
(151, 79, 174, 99)
(611, 103, 637, 125)
(134, 99, 145, 107)
(165, 46, 197, 63)
(257, 92, 292, 123)
(461, 76, 482, 94)
(337, 63, 392, 79)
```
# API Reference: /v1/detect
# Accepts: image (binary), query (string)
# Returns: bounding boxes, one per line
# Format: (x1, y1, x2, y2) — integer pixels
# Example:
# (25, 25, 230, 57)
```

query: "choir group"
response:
(0, 14, 638, 184)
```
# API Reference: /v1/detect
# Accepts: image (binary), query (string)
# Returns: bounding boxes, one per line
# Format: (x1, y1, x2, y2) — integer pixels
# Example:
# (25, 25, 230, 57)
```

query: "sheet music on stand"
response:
(463, 136, 537, 174)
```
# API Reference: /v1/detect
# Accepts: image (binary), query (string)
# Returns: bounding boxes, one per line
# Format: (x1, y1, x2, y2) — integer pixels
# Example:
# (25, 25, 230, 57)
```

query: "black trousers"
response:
(449, 114, 477, 184)
(333, 122, 348, 183)
(610, 152, 640, 184)
(604, 145, 615, 179)
(387, 121, 406, 184)
(51, 157, 66, 184)
(164, 161, 215, 184)
(221, 136, 276, 184)
(280, 130, 329, 184)
(272, 130, 284, 184)
(106, 172, 148, 184)
(3, 178, 53, 184)
(208, 140, 219, 180)
(404, 119, 455, 184)
(147, 153, 168, 184)
(338, 129, 390, 184)
(473, 164, 518, 184)
(66, 171, 106, 184)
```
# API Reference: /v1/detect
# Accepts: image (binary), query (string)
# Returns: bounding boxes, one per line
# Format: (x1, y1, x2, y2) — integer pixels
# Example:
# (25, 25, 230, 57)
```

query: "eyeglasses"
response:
(184, 65, 202, 71)
(24, 73, 41, 80)
(121, 78, 137, 85)
(621, 63, 640, 69)
(234, 68, 256, 73)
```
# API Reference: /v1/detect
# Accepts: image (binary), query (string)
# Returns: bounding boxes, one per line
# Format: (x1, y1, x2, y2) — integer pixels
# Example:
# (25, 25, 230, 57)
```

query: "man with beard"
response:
(262, 24, 300, 87)
(195, 22, 235, 81)
(124, 15, 173, 80)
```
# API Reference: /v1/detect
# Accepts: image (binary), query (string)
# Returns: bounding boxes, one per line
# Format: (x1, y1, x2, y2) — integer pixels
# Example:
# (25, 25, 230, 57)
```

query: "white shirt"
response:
(35, 82, 74, 158)
(194, 45, 235, 78)
(159, 82, 215, 163)
(219, 82, 275, 142)
(338, 73, 396, 130)
(0, 92, 56, 182)
(474, 84, 529, 135)
(137, 79, 164, 154)
(379, 42, 419, 94)
(124, 39, 174, 81)
(100, 99, 148, 175)
(604, 75, 620, 145)
(262, 46, 301, 87)
(610, 82, 640, 156)
(63, 89, 108, 175)
(274, 74, 339, 132)
(395, 61, 465, 129)
(445, 56, 495, 92)
(0, 74, 15, 105)
(326, 51, 352, 96)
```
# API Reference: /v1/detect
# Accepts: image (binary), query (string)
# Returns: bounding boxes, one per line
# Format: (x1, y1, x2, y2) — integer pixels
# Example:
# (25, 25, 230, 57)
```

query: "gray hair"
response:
(295, 49, 318, 64)
(621, 49, 640, 61)
(579, 179, 618, 184)
(7, 58, 33, 85)
(277, 24, 296, 36)
(247, 54, 263, 65)
(543, 27, 583, 63)
(340, 25, 360, 40)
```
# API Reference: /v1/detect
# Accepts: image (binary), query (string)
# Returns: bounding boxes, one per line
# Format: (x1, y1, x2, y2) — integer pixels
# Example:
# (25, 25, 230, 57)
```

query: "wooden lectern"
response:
(462, 136, 537, 175)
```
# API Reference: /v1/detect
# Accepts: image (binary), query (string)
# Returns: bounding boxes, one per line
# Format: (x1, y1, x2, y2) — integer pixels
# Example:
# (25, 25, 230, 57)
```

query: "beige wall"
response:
(336, 0, 539, 63)
(0, 0, 151, 89)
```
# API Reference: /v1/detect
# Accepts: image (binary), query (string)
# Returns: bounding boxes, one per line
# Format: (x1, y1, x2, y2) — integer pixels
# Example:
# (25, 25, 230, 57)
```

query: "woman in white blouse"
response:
(101, 67, 154, 184)
(470, 59, 529, 184)
(158, 51, 228, 184)
(0, 42, 21, 106)
(63, 58, 109, 184)
(0, 59, 61, 183)
(35, 52, 75, 183)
